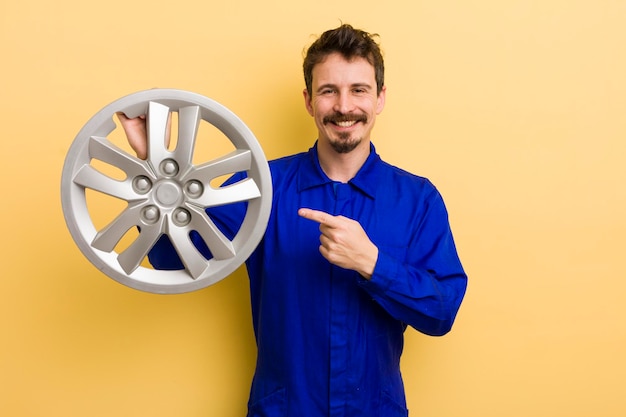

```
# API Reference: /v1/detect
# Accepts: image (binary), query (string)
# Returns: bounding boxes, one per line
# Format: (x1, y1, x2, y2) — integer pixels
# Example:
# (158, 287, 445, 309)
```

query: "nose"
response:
(333, 91, 354, 114)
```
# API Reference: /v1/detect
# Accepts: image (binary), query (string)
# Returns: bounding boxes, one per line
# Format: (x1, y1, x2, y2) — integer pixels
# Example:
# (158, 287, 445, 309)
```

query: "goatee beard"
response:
(330, 134, 361, 153)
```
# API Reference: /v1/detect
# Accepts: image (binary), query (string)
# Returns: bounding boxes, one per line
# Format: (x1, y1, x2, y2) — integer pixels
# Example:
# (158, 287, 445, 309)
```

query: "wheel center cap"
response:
(155, 182, 181, 206)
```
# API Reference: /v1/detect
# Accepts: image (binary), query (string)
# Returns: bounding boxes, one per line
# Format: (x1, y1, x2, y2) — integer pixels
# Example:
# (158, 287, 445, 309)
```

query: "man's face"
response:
(304, 52, 386, 154)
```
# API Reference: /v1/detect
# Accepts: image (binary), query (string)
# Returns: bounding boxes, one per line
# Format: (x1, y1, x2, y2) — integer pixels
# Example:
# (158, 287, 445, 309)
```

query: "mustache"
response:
(322, 112, 368, 125)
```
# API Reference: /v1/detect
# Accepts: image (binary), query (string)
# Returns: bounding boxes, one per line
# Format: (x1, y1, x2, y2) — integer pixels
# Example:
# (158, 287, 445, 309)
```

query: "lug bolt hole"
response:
(184, 180, 204, 198)
(141, 205, 160, 224)
(173, 208, 191, 227)
(133, 175, 152, 194)
(160, 159, 179, 177)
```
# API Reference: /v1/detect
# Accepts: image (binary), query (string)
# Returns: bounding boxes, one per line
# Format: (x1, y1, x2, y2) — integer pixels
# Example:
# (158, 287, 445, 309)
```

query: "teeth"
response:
(336, 120, 356, 127)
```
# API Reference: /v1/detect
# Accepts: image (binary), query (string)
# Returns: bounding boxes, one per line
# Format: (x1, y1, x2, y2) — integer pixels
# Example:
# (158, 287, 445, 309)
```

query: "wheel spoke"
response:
(147, 101, 172, 163)
(186, 205, 236, 260)
(89, 136, 153, 180)
(73, 164, 138, 201)
(173, 105, 201, 166)
(117, 218, 165, 275)
(192, 177, 261, 207)
(181, 149, 260, 207)
(91, 204, 144, 252)
(184, 149, 252, 182)
(167, 225, 210, 279)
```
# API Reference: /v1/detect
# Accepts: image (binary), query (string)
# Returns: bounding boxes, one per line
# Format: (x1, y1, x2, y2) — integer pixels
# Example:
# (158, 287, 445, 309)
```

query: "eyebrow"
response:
(315, 82, 373, 93)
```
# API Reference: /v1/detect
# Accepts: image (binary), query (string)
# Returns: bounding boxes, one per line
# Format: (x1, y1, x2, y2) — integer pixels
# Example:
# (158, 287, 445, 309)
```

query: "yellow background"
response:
(2, 0, 625, 416)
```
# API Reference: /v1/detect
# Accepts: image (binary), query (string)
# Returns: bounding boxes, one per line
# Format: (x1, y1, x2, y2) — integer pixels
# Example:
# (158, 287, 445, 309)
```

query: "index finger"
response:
(298, 208, 337, 226)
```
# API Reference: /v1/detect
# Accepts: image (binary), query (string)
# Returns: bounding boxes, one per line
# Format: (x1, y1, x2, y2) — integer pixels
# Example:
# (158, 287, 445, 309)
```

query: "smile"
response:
(335, 120, 357, 128)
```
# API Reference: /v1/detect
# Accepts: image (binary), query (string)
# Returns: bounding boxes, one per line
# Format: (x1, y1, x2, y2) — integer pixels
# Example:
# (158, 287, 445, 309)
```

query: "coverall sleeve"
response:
(357, 189, 468, 336)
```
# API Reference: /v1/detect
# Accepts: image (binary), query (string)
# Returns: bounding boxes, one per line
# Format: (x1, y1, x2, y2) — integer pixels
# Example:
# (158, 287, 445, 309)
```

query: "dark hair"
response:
(303, 24, 385, 96)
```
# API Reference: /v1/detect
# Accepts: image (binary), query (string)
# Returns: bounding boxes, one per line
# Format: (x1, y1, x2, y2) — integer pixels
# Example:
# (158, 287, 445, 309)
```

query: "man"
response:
(119, 24, 467, 417)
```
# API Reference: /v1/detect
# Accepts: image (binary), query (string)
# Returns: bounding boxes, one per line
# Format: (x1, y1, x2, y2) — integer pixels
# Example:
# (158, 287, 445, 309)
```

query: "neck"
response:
(317, 140, 370, 183)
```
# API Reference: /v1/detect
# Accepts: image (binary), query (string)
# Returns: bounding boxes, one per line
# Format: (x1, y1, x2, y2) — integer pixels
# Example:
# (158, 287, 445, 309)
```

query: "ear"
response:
(303, 88, 314, 116)
(376, 86, 386, 115)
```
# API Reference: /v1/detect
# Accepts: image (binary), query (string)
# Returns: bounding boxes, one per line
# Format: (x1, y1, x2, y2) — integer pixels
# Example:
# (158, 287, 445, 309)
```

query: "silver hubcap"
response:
(61, 89, 272, 294)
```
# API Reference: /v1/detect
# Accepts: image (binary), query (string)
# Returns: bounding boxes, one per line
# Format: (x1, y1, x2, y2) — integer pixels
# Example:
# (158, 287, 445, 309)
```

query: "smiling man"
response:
(305, 52, 384, 156)
(119, 24, 467, 417)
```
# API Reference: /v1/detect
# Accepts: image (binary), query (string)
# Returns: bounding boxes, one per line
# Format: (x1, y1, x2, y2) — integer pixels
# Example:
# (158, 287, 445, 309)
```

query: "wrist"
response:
(359, 245, 379, 280)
